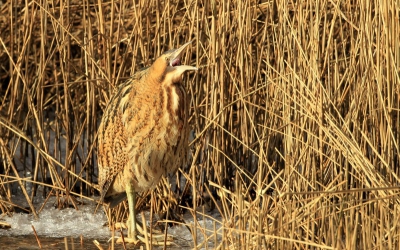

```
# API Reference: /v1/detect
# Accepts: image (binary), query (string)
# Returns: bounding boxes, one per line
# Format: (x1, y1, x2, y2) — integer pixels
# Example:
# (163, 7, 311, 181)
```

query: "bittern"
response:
(97, 41, 197, 243)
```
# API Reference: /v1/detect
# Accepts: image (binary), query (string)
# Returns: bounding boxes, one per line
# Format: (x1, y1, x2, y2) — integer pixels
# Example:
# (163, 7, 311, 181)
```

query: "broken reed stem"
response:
(141, 212, 150, 249)
(31, 225, 42, 249)
(119, 230, 127, 250)
(111, 223, 115, 250)
(70, 237, 74, 250)
(93, 240, 104, 250)
(80, 235, 83, 247)
(64, 237, 68, 250)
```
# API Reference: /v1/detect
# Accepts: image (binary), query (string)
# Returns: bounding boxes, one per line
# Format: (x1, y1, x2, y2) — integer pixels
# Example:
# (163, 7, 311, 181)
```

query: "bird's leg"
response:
(116, 184, 173, 245)
(114, 184, 139, 244)
(117, 184, 140, 244)
(127, 185, 137, 239)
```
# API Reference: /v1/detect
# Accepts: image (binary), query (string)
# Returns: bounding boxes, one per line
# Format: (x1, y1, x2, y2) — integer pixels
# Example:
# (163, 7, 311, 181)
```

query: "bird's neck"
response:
(147, 59, 167, 83)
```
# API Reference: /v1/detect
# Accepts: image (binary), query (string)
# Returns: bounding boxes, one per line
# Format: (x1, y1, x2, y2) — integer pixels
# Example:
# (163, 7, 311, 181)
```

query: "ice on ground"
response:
(0, 200, 110, 238)
(0, 195, 222, 248)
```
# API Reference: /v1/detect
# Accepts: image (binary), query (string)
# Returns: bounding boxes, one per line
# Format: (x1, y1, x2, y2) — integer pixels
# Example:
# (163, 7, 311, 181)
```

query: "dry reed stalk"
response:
(0, 0, 399, 249)
(64, 237, 68, 250)
(32, 225, 42, 249)
(93, 239, 103, 250)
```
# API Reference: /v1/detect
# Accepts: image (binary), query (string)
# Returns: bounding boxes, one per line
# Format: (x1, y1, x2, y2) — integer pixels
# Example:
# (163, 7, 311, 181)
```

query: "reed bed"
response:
(1, 0, 400, 249)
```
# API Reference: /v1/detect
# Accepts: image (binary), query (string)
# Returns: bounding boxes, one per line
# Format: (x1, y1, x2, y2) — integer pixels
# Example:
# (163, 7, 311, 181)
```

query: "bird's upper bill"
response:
(167, 41, 197, 73)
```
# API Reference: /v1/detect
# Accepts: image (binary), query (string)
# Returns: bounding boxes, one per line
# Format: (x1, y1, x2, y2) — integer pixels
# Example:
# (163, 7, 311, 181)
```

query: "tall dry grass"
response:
(0, 0, 400, 249)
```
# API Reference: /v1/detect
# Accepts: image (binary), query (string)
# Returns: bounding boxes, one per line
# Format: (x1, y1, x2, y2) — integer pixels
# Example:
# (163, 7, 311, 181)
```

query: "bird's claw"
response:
(114, 222, 174, 245)
(136, 234, 174, 246)
(114, 236, 173, 246)
(115, 236, 140, 245)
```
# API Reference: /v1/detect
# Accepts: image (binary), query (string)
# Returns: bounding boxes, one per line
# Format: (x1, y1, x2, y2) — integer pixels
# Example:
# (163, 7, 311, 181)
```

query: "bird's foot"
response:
(115, 222, 174, 245)
(115, 236, 140, 245)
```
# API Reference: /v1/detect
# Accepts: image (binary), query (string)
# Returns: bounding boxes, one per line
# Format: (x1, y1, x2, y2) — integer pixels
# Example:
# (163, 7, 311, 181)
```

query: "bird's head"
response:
(150, 41, 197, 85)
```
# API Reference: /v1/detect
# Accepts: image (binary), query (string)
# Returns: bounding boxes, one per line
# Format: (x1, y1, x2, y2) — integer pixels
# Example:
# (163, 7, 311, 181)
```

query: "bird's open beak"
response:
(169, 41, 197, 72)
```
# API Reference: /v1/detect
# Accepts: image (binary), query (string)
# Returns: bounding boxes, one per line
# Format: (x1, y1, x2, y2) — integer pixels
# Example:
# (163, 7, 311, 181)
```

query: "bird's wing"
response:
(97, 79, 135, 202)
(97, 70, 148, 202)
(104, 193, 127, 209)
(97, 110, 128, 202)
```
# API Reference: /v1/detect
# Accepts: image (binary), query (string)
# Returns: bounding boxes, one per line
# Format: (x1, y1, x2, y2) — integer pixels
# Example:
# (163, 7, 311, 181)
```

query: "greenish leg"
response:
(126, 184, 137, 240)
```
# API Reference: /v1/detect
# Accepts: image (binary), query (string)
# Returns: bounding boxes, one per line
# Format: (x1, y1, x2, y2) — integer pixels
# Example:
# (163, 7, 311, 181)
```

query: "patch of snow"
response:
(1, 195, 222, 249)
(0, 200, 109, 238)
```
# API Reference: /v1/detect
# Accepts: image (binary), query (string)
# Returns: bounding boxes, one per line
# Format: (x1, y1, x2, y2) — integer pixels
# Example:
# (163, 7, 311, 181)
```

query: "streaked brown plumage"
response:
(97, 41, 196, 241)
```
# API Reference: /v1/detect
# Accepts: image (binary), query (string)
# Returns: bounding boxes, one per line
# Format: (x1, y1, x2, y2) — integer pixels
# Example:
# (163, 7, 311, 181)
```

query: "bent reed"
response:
(0, 0, 399, 249)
